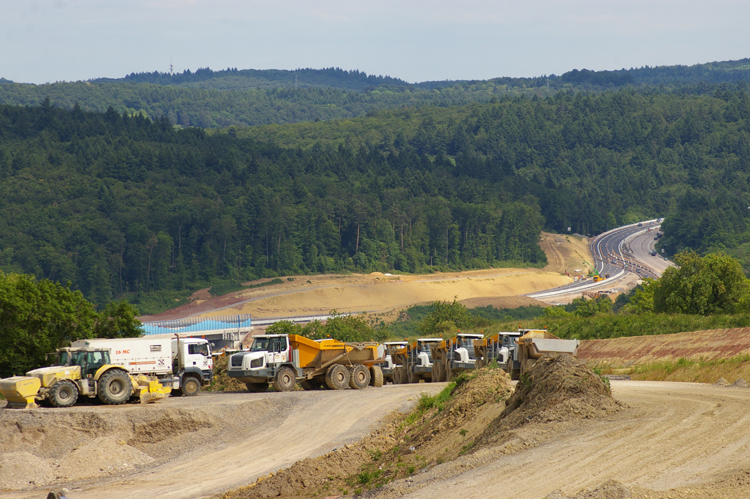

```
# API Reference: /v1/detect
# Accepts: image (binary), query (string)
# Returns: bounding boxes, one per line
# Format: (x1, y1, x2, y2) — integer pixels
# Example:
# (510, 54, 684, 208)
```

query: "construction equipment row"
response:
(1, 328, 580, 407)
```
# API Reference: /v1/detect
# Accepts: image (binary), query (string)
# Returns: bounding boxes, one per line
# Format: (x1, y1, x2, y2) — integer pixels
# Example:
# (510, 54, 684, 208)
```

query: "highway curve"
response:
(367, 380, 750, 499)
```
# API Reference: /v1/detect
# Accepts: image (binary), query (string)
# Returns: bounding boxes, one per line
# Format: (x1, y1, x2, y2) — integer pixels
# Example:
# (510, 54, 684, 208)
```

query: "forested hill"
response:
(0, 101, 550, 313)
(2, 59, 750, 128)
(4, 86, 750, 313)
(94, 67, 409, 91)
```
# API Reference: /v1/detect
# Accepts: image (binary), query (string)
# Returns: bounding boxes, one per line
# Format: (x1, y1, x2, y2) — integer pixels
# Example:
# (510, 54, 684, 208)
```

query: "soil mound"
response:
(732, 378, 749, 388)
(501, 355, 622, 428)
(547, 479, 632, 498)
(715, 377, 730, 386)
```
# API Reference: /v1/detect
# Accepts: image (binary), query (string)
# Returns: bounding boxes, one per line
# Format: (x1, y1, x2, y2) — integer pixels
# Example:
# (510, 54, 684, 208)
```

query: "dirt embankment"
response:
(539, 232, 594, 276)
(578, 328, 750, 366)
(218, 356, 620, 499)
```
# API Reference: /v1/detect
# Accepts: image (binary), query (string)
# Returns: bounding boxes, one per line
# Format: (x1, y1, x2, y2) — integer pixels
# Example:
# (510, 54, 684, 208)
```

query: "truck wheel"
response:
(370, 366, 384, 387)
(476, 358, 484, 369)
(325, 364, 350, 390)
(49, 380, 78, 408)
(272, 366, 296, 392)
(181, 376, 201, 396)
(349, 365, 370, 389)
(97, 369, 132, 405)
(246, 382, 269, 392)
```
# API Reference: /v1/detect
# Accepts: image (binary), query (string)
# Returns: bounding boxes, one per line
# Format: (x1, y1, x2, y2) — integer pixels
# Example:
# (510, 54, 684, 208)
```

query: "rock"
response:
(715, 377, 730, 386)
(732, 378, 748, 388)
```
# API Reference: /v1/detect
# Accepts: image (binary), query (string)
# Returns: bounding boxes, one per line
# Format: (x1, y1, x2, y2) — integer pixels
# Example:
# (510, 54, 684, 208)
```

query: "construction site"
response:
(3, 233, 750, 499)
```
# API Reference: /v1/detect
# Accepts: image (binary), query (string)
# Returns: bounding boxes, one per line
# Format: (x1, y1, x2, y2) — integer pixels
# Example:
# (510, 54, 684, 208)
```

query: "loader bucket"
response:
(134, 376, 171, 404)
(0, 376, 41, 409)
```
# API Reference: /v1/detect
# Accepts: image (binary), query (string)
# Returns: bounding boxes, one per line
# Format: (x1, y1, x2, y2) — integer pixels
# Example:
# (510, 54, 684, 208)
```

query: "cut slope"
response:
(578, 328, 750, 365)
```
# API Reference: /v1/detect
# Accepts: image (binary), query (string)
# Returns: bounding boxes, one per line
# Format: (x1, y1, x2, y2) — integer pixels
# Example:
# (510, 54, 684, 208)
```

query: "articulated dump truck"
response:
(473, 329, 580, 380)
(227, 334, 385, 392)
(0, 344, 171, 409)
(391, 338, 442, 384)
(430, 333, 485, 382)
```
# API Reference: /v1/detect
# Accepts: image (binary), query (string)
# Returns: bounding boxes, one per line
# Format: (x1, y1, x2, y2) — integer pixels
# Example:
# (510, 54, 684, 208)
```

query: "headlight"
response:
(250, 358, 263, 368)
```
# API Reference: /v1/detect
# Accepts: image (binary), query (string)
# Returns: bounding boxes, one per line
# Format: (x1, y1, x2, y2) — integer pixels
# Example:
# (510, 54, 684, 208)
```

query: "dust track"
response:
(1, 384, 444, 499)
(368, 380, 750, 498)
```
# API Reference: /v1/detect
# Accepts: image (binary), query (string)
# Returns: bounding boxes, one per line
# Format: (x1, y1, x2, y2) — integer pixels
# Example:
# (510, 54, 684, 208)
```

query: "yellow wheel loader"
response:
(0, 346, 170, 409)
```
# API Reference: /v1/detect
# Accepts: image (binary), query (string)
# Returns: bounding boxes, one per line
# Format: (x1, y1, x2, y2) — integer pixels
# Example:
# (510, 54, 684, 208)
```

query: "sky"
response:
(2, 0, 749, 85)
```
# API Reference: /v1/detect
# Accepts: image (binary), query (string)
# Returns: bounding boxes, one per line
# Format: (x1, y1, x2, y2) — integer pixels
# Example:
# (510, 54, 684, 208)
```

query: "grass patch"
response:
(598, 353, 750, 384)
(404, 382, 456, 425)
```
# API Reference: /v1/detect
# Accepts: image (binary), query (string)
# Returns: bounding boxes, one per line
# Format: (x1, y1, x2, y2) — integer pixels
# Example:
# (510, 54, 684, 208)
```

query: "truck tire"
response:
(97, 369, 132, 405)
(246, 382, 269, 392)
(349, 365, 370, 389)
(325, 364, 349, 390)
(370, 366, 384, 387)
(49, 380, 79, 408)
(272, 366, 296, 392)
(181, 376, 201, 396)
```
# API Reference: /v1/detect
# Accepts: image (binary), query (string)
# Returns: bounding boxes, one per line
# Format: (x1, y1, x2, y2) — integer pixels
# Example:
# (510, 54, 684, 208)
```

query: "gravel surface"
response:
(0, 384, 442, 499)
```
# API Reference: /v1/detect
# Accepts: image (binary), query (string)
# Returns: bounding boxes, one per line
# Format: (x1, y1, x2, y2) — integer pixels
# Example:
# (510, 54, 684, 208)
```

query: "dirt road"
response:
(7, 380, 750, 498)
(368, 380, 750, 498)
(1, 384, 444, 499)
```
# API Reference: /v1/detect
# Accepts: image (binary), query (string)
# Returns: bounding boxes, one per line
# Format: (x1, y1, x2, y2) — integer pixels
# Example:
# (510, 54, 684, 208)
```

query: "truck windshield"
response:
(458, 337, 475, 349)
(418, 342, 434, 352)
(250, 337, 270, 351)
(188, 343, 210, 356)
(57, 351, 70, 366)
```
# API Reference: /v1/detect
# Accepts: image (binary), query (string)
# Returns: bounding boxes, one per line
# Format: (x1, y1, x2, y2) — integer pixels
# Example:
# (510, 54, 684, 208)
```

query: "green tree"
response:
(0, 272, 142, 378)
(418, 298, 476, 336)
(653, 252, 750, 315)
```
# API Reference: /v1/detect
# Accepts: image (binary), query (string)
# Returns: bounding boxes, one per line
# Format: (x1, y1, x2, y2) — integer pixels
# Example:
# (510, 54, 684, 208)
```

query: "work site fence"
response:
(141, 315, 253, 336)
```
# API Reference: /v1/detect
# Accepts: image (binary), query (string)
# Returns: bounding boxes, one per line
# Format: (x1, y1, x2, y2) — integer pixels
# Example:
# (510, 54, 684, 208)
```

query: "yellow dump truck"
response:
(0, 345, 170, 409)
(430, 333, 485, 382)
(391, 338, 442, 384)
(227, 334, 385, 392)
(473, 329, 579, 379)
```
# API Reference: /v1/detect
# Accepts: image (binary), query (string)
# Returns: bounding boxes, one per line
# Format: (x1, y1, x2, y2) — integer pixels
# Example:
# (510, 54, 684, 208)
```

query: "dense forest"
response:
(2, 80, 750, 312)
(2, 60, 750, 128)
(0, 101, 548, 313)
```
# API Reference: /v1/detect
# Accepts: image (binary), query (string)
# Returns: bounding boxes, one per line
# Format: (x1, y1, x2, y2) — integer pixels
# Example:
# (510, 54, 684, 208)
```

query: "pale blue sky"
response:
(2, 0, 749, 84)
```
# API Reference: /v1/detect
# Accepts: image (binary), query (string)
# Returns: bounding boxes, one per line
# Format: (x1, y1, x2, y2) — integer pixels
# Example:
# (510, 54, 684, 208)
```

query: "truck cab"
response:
(450, 333, 485, 368)
(172, 337, 214, 389)
(229, 334, 291, 379)
(392, 338, 441, 384)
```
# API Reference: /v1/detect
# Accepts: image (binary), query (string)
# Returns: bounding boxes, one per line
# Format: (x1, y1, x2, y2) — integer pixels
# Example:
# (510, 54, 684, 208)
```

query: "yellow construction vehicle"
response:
(0, 345, 170, 409)
(473, 328, 579, 379)
(227, 334, 384, 391)
(391, 338, 442, 384)
(430, 333, 485, 382)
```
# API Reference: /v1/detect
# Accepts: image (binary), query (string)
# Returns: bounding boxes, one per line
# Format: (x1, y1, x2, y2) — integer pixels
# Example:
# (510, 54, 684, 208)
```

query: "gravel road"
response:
(1, 383, 445, 499)
(367, 380, 750, 498)
(6, 380, 750, 499)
